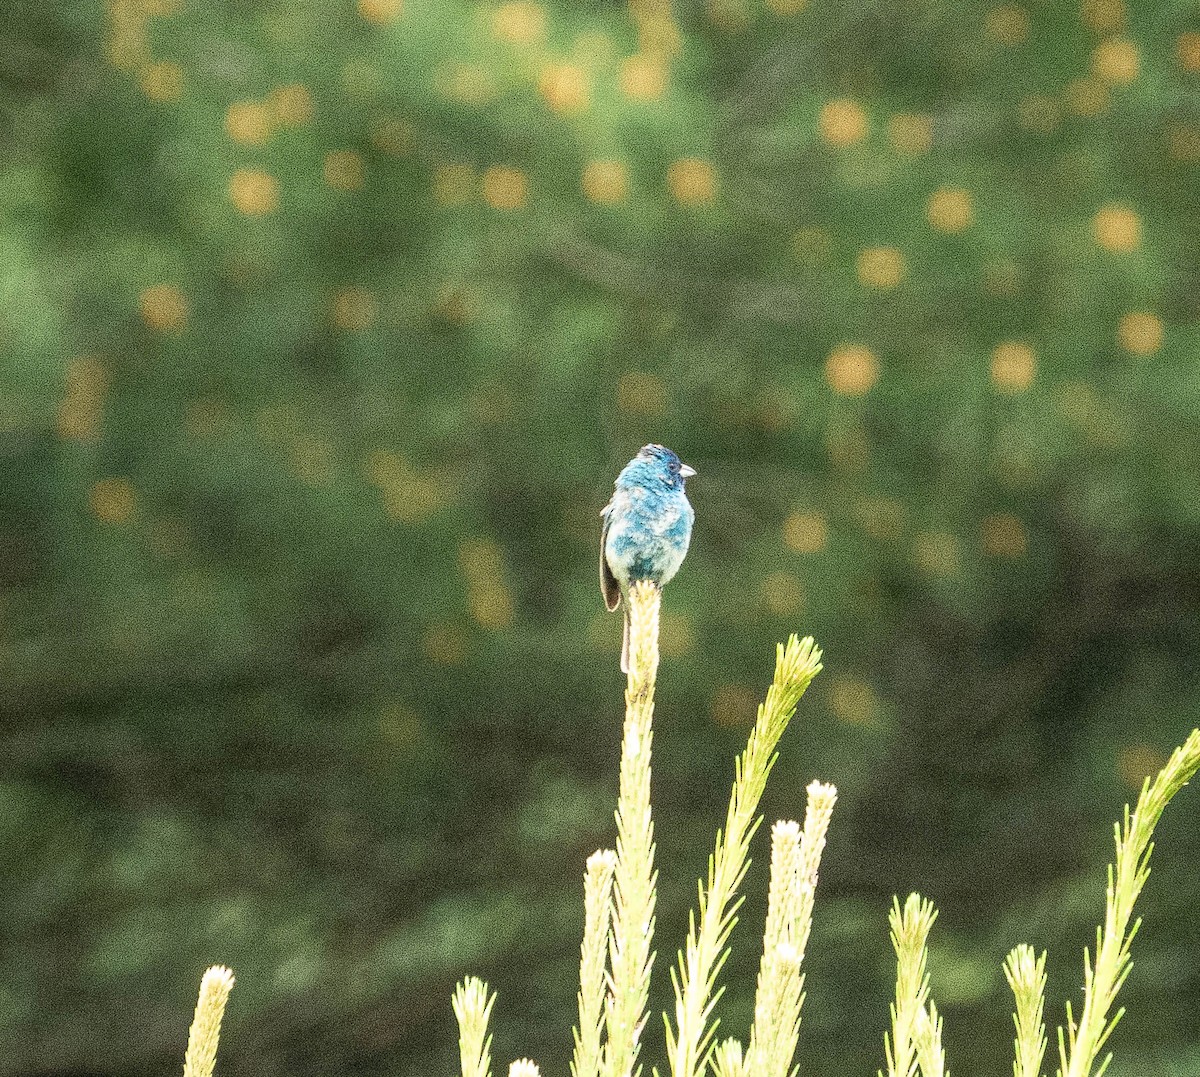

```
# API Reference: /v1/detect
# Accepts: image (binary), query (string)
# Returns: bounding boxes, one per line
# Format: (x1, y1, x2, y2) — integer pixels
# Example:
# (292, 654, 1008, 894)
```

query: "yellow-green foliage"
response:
(182, 966, 235, 1077)
(180, 598, 1200, 1077)
(443, 595, 1200, 1077)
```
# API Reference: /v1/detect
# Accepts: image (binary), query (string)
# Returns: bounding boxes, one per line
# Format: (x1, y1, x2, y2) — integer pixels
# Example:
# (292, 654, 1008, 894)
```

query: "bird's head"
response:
(620, 443, 696, 490)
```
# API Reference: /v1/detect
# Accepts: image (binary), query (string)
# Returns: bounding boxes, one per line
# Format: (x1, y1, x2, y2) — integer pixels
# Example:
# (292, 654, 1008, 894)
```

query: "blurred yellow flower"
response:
(482, 166, 528, 210)
(617, 371, 668, 417)
(1117, 312, 1163, 356)
(357, 0, 403, 23)
(140, 61, 183, 102)
(324, 150, 365, 191)
(825, 344, 878, 395)
(1093, 203, 1141, 252)
(1066, 77, 1109, 116)
(636, 13, 681, 55)
(459, 537, 505, 582)
(107, 18, 147, 72)
(818, 98, 868, 147)
(469, 583, 515, 631)
(1179, 31, 1200, 73)
(783, 510, 827, 553)
(433, 164, 474, 206)
(1080, 0, 1124, 33)
(58, 356, 109, 442)
(492, 1, 546, 44)
(1091, 36, 1139, 85)
(856, 246, 906, 289)
(629, 0, 672, 17)
(438, 64, 494, 106)
(620, 53, 668, 100)
(225, 101, 271, 146)
(1117, 742, 1169, 792)
(760, 571, 805, 616)
(91, 478, 137, 524)
(667, 157, 717, 205)
(913, 530, 960, 576)
(331, 287, 377, 331)
(582, 159, 629, 204)
(829, 675, 878, 724)
(990, 342, 1036, 393)
(660, 611, 695, 657)
(140, 283, 189, 332)
(985, 5, 1030, 45)
(367, 451, 450, 522)
(888, 113, 933, 155)
(365, 449, 402, 487)
(228, 169, 279, 215)
(707, 0, 750, 28)
(267, 83, 314, 125)
(981, 513, 1028, 557)
(539, 64, 589, 115)
(926, 187, 974, 233)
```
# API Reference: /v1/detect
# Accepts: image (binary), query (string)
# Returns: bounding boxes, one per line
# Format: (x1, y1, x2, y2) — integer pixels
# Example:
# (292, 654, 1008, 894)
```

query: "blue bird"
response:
(601, 444, 696, 673)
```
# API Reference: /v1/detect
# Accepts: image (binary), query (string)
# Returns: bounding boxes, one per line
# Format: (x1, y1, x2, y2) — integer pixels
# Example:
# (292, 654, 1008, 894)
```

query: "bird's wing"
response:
(600, 501, 621, 612)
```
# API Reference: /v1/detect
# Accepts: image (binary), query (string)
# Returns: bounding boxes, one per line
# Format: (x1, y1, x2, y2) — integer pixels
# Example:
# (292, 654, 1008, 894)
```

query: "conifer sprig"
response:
(1055, 730, 1200, 1077)
(573, 849, 619, 1077)
(747, 781, 837, 1077)
(1004, 944, 1048, 1077)
(711, 1037, 747, 1077)
(913, 1000, 947, 1077)
(603, 581, 663, 1077)
(182, 965, 235, 1077)
(882, 894, 943, 1077)
(452, 976, 497, 1077)
(665, 635, 823, 1077)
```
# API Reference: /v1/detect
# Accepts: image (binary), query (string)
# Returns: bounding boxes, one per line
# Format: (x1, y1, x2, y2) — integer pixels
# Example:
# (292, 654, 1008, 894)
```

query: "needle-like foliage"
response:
(182, 966, 235, 1077)
(170, 597, 1200, 1077)
(573, 849, 619, 1077)
(453, 976, 497, 1077)
(882, 894, 942, 1077)
(710, 1038, 747, 1077)
(1004, 944, 1048, 1077)
(1054, 729, 1200, 1077)
(603, 581, 663, 1077)
(746, 781, 837, 1077)
(664, 635, 823, 1077)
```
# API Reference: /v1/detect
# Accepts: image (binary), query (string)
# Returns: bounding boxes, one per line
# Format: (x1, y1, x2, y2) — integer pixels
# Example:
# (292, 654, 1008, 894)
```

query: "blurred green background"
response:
(3, 0, 1200, 1073)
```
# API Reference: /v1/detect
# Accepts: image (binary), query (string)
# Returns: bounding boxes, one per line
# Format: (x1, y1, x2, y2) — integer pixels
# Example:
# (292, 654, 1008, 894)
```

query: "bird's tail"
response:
(620, 604, 631, 675)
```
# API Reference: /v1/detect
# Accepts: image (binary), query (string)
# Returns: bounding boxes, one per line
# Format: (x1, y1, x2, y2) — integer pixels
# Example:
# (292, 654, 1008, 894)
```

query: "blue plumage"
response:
(601, 444, 696, 672)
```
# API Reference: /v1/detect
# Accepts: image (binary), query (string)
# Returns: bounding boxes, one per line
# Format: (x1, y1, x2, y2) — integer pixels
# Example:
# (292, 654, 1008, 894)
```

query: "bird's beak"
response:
(680, 463, 697, 478)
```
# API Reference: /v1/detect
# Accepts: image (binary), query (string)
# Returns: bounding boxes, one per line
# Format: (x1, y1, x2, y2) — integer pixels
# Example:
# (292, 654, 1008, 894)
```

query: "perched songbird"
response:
(601, 444, 696, 672)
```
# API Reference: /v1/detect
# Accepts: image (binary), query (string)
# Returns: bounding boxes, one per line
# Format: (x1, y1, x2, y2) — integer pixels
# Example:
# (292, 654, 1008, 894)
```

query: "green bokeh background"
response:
(2, 0, 1199, 1074)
